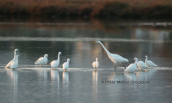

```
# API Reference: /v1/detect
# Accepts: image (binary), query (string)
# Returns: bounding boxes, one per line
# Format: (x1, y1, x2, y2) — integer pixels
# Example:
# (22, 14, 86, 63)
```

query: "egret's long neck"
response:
(135, 59, 138, 64)
(99, 42, 111, 55)
(16, 57, 18, 62)
(145, 58, 148, 63)
(14, 50, 17, 59)
(57, 54, 60, 60)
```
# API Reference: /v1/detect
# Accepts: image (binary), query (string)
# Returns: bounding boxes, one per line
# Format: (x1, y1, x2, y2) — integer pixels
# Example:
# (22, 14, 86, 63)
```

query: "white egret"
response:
(10, 55, 19, 69)
(92, 41, 128, 71)
(62, 58, 70, 71)
(124, 57, 137, 73)
(135, 57, 149, 70)
(50, 52, 62, 69)
(35, 54, 49, 66)
(92, 58, 99, 69)
(145, 55, 157, 67)
(6, 49, 21, 68)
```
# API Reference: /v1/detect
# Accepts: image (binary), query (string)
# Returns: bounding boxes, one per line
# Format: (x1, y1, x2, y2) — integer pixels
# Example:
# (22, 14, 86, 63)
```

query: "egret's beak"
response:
(92, 41, 96, 43)
(19, 50, 22, 53)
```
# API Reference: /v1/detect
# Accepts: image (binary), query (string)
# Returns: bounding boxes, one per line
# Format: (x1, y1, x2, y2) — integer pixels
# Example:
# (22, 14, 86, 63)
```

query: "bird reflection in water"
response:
(62, 71, 69, 103)
(92, 70, 98, 103)
(124, 73, 136, 81)
(6, 69, 18, 103)
(50, 69, 60, 102)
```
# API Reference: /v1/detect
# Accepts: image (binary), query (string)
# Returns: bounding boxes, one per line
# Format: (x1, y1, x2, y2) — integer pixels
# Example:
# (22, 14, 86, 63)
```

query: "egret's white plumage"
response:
(62, 58, 70, 71)
(145, 55, 157, 67)
(35, 54, 48, 66)
(135, 57, 149, 70)
(124, 57, 137, 73)
(6, 49, 20, 68)
(92, 58, 99, 69)
(10, 55, 19, 69)
(92, 41, 128, 70)
(50, 52, 62, 69)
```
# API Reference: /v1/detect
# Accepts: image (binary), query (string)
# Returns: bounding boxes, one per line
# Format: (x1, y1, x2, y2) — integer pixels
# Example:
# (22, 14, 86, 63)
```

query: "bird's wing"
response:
(111, 54, 128, 63)
(50, 60, 56, 65)
(138, 61, 148, 68)
(92, 62, 95, 68)
(62, 62, 66, 67)
(6, 61, 12, 68)
(35, 57, 44, 64)
(147, 60, 157, 66)
(62, 62, 69, 69)
(125, 63, 136, 71)
(10, 61, 17, 68)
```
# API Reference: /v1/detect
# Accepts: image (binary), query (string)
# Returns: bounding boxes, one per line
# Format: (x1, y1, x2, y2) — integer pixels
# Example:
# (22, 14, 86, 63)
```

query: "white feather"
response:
(62, 58, 70, 71)
(92, 58, 99, 69)
(124, 57, 137, 72)
(35, 54, 48, 66)
(50, 52, 61, 69)
(145, 55, 157, 67)
(137, 60, 149, 70)
(6, 49, 19, 68)
(10, 55, 19, 69)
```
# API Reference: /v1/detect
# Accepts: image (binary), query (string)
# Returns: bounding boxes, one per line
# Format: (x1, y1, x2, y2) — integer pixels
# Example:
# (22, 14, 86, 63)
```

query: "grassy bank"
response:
(0, 0, 172, 19)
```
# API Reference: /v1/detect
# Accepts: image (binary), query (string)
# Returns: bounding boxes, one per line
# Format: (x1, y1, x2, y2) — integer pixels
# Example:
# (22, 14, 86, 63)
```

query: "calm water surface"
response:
(0, 19, 172, 103)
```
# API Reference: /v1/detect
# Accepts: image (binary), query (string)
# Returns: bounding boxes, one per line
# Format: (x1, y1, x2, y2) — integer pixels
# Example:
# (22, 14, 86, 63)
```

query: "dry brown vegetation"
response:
(0, 0, 172, 18)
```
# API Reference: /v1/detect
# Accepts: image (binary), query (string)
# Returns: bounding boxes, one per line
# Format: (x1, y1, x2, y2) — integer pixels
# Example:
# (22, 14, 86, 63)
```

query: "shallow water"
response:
(0, 19, 172, 103)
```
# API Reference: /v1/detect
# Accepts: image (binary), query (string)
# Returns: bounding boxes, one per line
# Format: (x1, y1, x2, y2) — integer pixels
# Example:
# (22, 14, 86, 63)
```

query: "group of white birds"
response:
(92, 41, 157, 72)
(5, 41, 157, 73)
(5, 49, 70, 71)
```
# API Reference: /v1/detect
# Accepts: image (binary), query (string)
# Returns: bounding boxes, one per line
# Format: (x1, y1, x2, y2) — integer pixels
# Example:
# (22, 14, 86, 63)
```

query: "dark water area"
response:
(0, 18, 172, 103)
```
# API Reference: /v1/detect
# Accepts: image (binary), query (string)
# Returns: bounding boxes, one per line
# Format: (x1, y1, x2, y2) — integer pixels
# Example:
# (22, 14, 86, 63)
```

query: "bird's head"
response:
(96, 58, 98, 61)
(17, 55, 20, 58)
(134, 57, 138, 61)
(92, 41, 101, 43)
(145, 55, 148, 58)
(59, 52, 62, 55)
(44, 54, 48, 57)
(15, 49, 22, 53)
(67, 58, 70, 62)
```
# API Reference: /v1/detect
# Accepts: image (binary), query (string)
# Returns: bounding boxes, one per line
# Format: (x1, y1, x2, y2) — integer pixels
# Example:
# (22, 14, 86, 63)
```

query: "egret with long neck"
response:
(124, 57, 137, 73)
(10, 55, 19, 69)
(92, 41, 128, 71)
(92, 58, 99, 69)
(6, 49, 21, 68)
(50, 52, 62, 69)
(145, 55, 157, 67)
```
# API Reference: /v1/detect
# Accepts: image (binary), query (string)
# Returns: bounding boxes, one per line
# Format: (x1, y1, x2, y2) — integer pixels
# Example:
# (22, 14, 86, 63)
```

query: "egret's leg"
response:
(114, 64, 116, 71)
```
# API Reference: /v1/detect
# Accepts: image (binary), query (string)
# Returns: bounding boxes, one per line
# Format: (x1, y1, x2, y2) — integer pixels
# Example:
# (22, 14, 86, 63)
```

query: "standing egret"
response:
(124, 57, 137, 73)
(50, 52, 62, 69)
(92, 58, 99, 69)
(35, 54, 49, 66)
(135, 57, 149, 70)
(145, 55, 157, 67)
(92, 41, 128, 71)
(6, 49, 21, 68)
(62, 58, 70, 71)
(10, 55, 19, 69)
